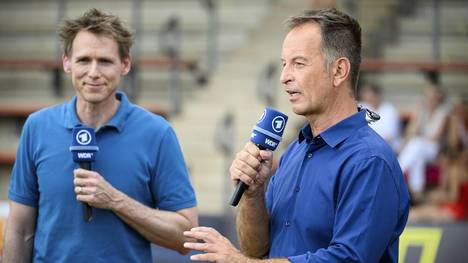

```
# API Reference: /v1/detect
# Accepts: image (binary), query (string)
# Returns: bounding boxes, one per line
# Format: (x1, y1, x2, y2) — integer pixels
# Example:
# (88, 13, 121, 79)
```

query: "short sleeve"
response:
(8, 117, 39, 207)
(151, 126, 196, 211)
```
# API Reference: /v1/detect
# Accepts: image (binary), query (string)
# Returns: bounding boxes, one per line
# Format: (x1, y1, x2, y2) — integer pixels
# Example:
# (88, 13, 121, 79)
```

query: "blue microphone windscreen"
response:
(69, 126, 99, 162)
(250, 108, 288, 150)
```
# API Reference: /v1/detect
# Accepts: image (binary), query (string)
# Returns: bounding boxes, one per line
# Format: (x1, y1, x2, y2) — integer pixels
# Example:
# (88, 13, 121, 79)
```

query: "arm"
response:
(404, 108, 421, 141)
(74, 169, 198, 254)
(2, 201, 37, 262)
(237, 190, 270, 257)
(230, 143, 274, 258)
(429, 113, 448, 142)
(112, 193, 197, 254)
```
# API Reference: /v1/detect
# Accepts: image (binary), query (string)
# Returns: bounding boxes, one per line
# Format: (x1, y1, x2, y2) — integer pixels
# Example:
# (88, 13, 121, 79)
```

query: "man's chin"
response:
(77, 93, 112, 104)
(291, 106, 306, 116)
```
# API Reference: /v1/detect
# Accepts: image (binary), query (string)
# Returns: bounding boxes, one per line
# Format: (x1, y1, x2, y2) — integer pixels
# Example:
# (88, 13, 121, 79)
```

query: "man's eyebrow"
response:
(292, 56, 308, 61)
(281, 56, 309, 62)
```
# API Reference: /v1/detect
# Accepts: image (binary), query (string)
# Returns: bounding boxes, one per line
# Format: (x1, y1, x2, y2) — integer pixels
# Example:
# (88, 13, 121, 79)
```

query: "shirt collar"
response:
(298, 109, 368, 148)
(63, 91, 132, 132)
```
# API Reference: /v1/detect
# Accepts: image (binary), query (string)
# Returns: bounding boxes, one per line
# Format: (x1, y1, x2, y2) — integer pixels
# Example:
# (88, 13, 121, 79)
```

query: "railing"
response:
(361, 59, 468, 72)
(0, 58, 198, 71)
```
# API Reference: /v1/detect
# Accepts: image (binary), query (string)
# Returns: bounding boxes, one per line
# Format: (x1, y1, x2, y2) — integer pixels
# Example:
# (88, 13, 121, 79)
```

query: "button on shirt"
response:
(265, 110, 409, 263)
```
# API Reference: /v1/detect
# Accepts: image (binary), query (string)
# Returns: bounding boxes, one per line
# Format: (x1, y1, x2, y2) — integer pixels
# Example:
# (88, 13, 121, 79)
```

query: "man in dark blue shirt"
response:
(184, 8, 409, 262)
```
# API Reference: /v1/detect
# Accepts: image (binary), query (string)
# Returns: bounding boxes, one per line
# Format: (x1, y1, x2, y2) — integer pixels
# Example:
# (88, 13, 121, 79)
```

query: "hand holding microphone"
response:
(229, 108, 288, 206)
(70, 126, 99, 222)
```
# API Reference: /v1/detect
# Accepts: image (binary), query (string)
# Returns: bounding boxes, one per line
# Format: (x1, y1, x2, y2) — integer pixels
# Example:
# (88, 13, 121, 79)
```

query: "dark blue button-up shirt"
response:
(266, 110, 409, 262)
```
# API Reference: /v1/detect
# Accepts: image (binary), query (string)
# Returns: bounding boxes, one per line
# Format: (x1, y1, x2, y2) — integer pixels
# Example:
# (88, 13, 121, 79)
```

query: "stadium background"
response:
(0, 0, 467, 262)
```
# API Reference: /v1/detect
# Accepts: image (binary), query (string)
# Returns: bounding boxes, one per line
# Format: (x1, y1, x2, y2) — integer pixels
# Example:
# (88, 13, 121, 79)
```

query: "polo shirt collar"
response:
(63, 91, 132, 132)
(298, 109, 368, 148)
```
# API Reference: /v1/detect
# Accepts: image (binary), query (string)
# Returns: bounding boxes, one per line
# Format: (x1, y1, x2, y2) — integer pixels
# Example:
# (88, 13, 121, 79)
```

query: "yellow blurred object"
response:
(0, 217, 5, 257)
(399, 227, 442, 263)
(0, 201, 9, 258)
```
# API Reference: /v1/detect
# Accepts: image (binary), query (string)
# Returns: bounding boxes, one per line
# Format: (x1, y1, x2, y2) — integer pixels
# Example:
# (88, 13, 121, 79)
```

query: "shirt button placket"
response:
(307, 152, 313, 158)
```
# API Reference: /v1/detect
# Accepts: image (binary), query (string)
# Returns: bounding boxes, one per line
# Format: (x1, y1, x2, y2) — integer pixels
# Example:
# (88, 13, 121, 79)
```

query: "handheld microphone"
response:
(69, 126, 99, 222)
(230, 108, 288, 207)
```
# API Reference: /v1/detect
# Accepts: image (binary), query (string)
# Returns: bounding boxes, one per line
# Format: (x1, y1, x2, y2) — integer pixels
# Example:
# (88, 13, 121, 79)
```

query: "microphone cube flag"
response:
(69, 126, 99, 163)
(251, 108, 288, 151)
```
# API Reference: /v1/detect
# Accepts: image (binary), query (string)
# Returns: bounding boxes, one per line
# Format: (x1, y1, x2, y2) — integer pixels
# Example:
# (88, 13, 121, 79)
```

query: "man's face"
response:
(63, 30, 130, 105)
(280, 22, 334, 118)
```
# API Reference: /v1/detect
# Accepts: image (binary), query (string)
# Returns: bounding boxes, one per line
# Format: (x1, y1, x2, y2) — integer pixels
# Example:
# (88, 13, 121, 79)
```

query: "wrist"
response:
(241, 190, 264, 205)
(109, 190, 127, 212)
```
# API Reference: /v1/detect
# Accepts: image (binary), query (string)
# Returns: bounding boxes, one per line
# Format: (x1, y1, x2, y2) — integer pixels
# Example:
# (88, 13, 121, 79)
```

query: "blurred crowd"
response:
(359, 81, 468, 223)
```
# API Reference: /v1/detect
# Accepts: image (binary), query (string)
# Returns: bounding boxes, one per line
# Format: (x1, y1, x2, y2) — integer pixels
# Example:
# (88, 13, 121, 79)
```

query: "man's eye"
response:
(100, 60, 113, 64)
(295, 62, 305, 67)
(76, 59, 89, 63)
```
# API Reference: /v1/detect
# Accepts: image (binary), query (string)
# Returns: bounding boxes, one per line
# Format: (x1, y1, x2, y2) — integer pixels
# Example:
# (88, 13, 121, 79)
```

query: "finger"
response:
(73, 178, 96, 187)
(231, 167, 256, 186)
(77, 186, 98, 196)
(74, 186, 91, 195)
(237, 149, 262, 169)
(259, 149, 273, 162)
(244, 142, 260, 156)
(183, 230, 215, 244)
(183, 242, 211, 252)
(189, 227, 221, 235)
(74, 169, 99, 178)
(190, 253, 218, 262)
(76, 194, 93, 203)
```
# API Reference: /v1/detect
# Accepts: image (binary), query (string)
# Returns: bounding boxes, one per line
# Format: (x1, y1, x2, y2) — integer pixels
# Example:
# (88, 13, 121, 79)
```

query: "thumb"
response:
(259, 150, 273, 163)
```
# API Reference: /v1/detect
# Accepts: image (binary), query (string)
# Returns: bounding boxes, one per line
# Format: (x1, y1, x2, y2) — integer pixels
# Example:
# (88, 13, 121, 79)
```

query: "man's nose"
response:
(88, 61, 101, 78)
(280, 65, 293, 85)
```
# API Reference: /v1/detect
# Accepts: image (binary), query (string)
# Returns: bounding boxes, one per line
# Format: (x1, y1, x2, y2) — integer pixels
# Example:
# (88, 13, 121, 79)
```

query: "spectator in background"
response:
(409, 95, 468, 222)
(2, 9, 197, 262)
(439, 96, 468, 203)
(398, 84, 450, 203)
(359, 83, 401, 152)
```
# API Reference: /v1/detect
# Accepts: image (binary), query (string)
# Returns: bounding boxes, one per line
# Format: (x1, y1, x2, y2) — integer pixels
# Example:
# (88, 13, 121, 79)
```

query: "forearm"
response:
(237, 193, 270, 258)
(111, 192, 195, 254)
(2, 224, 34, 262)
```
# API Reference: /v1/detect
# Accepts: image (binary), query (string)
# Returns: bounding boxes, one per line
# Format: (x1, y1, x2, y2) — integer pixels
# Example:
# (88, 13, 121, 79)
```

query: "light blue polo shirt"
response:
(9, 91, 197, 262)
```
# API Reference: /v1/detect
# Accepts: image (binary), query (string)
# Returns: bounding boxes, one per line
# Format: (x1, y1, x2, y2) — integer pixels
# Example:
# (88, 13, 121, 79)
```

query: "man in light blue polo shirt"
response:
(3, 9, 197, 262)
(183, 8, 409, 263)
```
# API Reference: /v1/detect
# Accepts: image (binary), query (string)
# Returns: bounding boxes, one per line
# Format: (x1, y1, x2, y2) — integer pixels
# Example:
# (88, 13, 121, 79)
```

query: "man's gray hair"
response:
(286, 8, 362, 96)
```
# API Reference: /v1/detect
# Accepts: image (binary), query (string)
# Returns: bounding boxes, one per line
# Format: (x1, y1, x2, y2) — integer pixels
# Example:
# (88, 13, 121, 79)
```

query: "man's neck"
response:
(76, 95, 120, 128)
(307, 93, 358, 137)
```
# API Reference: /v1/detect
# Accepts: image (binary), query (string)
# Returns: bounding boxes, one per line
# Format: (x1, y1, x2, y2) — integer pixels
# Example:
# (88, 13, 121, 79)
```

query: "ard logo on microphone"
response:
(76, 130, 92, 145)
(70, 126, 99, 162)
(272, 116, 286, 133)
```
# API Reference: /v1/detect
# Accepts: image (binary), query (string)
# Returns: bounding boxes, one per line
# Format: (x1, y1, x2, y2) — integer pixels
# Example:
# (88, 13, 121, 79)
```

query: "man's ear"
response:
(121, 56, 131, 76)
(62, 54, 71, 73)
(332, 57, 350, 87)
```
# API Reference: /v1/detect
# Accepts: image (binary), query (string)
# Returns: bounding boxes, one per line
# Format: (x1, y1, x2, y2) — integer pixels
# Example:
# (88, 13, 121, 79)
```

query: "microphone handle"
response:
(230, 181, 247, 207)
(79, 162, 93, 222)
(230, 145, 266, 207)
